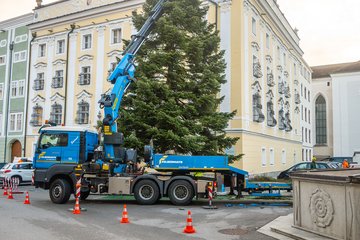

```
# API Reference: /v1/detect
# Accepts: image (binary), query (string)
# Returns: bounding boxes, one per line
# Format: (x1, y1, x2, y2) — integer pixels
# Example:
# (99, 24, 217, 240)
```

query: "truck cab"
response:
(33, 126, 98, 203)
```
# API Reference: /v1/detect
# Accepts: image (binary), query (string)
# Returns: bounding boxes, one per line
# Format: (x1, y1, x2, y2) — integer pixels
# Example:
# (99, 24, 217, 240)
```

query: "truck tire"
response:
(168, 180, 194, 206)
(49, 179, 71, 204)
(134, 180, 160, 205)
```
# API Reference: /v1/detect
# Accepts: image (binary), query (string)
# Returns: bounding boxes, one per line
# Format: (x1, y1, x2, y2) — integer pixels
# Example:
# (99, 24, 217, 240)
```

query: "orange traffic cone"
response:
(7, 188, 14, 200)
(120, 204, 130, 223)
(73, 197, 81, 215)
(3, 186, 8, 196)
(183, 210, 196, 234)
(24, 191, 31, 204)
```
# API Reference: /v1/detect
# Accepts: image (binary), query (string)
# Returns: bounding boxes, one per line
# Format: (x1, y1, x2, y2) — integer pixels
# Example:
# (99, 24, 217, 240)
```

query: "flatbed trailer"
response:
(152, 154, 292, 197)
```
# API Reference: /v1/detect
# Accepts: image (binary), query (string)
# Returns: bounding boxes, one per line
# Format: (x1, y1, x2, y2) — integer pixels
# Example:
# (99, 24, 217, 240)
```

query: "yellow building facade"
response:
(25, 0, 311, 176)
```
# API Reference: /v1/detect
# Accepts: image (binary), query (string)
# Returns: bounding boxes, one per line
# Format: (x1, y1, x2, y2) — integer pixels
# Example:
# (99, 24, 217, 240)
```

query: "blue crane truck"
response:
(33, 0, 291, 205)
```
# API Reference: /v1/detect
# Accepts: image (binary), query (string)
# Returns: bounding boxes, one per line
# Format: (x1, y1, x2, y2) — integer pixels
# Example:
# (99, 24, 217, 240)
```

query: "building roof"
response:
(311, 61, 360, 79)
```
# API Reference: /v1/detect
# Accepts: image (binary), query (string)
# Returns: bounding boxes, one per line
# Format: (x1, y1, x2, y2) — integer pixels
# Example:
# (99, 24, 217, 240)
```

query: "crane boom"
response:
(98, 0, 166, 162)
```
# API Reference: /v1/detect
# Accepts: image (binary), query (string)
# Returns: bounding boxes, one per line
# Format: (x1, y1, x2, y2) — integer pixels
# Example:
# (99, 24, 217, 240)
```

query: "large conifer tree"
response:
(119, 0, 239, 159)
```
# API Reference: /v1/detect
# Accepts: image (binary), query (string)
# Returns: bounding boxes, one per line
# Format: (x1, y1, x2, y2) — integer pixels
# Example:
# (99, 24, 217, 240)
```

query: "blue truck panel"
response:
(153, 154, 249, 176)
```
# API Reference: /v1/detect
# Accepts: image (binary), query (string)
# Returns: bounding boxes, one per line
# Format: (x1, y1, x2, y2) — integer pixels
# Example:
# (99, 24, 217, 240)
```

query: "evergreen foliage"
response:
(119, 0, 241, 160)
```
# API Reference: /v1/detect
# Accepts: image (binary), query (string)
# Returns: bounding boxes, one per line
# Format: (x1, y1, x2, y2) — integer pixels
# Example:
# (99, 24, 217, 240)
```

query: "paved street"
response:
(0, 186, 291, 240)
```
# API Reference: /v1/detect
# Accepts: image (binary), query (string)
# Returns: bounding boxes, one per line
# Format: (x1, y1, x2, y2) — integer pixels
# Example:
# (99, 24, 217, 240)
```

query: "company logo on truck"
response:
(159, 155, 183, 164)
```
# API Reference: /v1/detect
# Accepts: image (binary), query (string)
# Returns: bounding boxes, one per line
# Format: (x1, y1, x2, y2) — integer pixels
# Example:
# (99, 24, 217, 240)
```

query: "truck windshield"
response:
(39, 133, 68, 149)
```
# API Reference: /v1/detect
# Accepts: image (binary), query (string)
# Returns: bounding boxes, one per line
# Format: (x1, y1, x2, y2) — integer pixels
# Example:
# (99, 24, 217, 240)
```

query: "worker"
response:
(310, 156, 316, 169)
(342, 159, 350, 169)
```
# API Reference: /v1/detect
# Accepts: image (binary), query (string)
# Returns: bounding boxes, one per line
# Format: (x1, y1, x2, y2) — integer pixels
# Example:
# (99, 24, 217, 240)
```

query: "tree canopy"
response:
(118, 0, 240, 160)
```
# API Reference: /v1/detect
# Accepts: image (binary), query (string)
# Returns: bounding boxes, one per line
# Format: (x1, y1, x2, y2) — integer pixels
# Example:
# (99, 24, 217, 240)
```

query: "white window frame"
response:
(111, 28, 122, 45)
(18, 79, 25, 97)
(0, 55, 6, 65)
(14, 50, 27, 63)
(281, 149, 286, 164)
(9, 112, 23, 132)
(56, 39, 66, 54)
(261, 147, 266, 167)
(0, 83, 3, 100)
(270, 148, 275, 165)
(14, 34, 28, 44)
(11, 81, 18, 98)
(0, 113, 2, 135)
(39, 44, 46, 57)
(82, 34, 92, 50)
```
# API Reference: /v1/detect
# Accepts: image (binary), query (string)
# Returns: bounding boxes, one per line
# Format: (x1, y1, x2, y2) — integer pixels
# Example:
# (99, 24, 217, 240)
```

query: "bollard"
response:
(202, 182, 217, 209)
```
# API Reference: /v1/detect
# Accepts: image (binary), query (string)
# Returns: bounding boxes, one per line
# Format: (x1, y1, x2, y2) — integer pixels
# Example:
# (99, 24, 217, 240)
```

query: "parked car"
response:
(0, 161, 33, 185)
(320, 157, 353, 164)
(277, 161, 335, 180)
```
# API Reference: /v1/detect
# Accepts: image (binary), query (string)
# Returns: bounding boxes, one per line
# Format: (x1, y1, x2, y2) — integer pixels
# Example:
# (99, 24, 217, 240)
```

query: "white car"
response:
(0, 162, 34, 185)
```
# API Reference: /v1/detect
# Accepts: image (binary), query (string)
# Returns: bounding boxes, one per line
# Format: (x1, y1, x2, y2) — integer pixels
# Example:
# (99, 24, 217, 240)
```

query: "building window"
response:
(252, 17, 256, 35)
(39, 44, 46, 57)
(301, 105, 303, 120)
(18, 80, 25, 97)
(78, 66, 91, 85)
(309, 129, 311, 144)
(111, 28, 122, 44)
(57, 40, 65, 54)
(52, 70, 64, 88)
(305, 107, 307, 122)
(283, 53, 286, 66)
(315, 95, 327, 144)
(305, 128, 307, 143)
(277, 46, 280, 60)
(266, 33, 269, 49)
(34, 73, 44, 90)
(9, 113, 22, 132)
(0, 83, 3, 100)
(294, 63, 296, 76)
(77, 101, 89, 124)
(0, 55, 5, 65)
(11, 81, 17, 97)
(302, 127, 304, 142)
(14, 34, 28, 43)
(108, 62, 117, 77)
(281, 149, 286, 164)
(30, 105, 43, 127)
(0, 114, 2, 135)
(50, 103, 62, 125)
(14, 51, 27, 62)
(302, 149, 304, 161)
(308, 90, 310, 102)
(261, 147, 266, 166)
(82, 34, 92, 49)
(270, 148, 275, 165)
(308, 110, 310, 123)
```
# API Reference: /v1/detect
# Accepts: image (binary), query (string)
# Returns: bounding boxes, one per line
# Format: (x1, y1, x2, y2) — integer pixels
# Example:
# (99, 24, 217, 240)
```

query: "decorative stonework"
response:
(309, 188, 334, 228)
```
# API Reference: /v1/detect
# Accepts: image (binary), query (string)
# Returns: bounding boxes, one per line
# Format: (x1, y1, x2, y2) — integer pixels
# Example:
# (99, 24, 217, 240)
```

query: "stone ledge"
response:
(258, 214, 331, 240)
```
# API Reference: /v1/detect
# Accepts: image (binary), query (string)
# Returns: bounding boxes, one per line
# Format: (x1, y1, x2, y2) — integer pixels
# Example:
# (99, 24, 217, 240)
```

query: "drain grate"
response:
(218, 228, 249, 236)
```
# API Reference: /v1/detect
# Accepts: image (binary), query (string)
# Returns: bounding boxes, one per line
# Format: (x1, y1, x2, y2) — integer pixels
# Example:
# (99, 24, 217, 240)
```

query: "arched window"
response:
(30, 104, 43, 126)
(77, 101, 89, 124)
(50, 103, 62, 125)
(315, 95, 327, 144)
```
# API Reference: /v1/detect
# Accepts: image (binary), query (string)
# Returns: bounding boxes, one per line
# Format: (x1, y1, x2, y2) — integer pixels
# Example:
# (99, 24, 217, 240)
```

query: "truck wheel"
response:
(168, 180, 194, 206)
(134, 180, 160, 205)
(49, 179, 71, 204)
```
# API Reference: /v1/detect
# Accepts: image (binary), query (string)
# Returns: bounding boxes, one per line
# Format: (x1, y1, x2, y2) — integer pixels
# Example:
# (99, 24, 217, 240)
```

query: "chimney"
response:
(36, 0, 42, 8)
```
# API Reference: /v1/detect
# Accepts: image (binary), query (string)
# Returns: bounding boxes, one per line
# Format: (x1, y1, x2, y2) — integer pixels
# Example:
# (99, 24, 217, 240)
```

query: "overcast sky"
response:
(1, 0, 359, 66)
